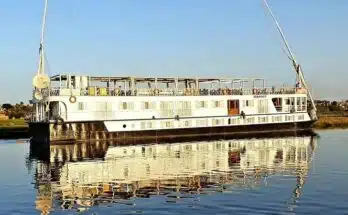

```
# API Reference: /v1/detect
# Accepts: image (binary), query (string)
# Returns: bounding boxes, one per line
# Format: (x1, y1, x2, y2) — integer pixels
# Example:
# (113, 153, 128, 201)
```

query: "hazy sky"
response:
(0, 0, 347, 104)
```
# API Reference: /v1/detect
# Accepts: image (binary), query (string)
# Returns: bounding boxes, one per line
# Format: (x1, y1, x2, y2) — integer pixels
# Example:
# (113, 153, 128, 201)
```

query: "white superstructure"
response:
(34, 75, 312, 133)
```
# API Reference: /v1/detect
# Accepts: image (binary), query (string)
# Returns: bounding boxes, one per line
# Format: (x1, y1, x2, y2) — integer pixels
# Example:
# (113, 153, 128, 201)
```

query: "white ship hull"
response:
(29, 93, 315, 144)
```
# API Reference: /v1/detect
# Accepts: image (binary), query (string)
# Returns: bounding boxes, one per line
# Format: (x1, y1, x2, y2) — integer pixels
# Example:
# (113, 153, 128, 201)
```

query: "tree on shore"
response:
(1, 103, 33, 119)
(1, 103, 13, 110)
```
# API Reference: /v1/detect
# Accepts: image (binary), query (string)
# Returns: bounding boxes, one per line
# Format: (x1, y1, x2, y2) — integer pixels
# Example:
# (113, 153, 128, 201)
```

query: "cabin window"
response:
(302, 98, 306, 107)
(298, 115, 305, 121)
(120, 102, 134, 110)
(183, 101, 191, 109)
(245, 117, 255, 124)
(258, 116, 268, 123)
(147, 121, 154, 129)
(272, 116, 282, 122)
(78, 102, 84, 111)
(196, 119, 208, 127)
(141, 121, 155, 129)
(212, 119, 223, 126)
(231, 118, 240, 125)
(272, 98, 282, 112)
(142, 101, 156, 110)
(285, 115, 295, 122)
(144, 102, 150, 109)
(296, 97, 307, 111)
(122, 102, 127, 110)
(213, 100, 224, 108)
(196, 101, 208, 108)
(257, 99, 268, 114)
(161, 121, 174, 128)
(176, 101, 192, 117)
(166, 121, 173, 128)
(184, 120, 192, 127)
(160, 101, 174, 117)
(243, 100, 254, 107)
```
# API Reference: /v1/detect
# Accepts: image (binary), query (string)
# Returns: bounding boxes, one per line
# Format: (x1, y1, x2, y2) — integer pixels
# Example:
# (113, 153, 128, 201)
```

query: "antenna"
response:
(262, 0, 317, 119)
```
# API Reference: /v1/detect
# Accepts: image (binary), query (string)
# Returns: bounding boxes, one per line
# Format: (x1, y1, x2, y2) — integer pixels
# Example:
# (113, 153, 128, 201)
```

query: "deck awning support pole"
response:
(130, 77, 135, 96)
(175, 78, 178, 95)
(124, 80, 127, 96)
(108, 77, 111, 95)
(59, 74, 62, 90)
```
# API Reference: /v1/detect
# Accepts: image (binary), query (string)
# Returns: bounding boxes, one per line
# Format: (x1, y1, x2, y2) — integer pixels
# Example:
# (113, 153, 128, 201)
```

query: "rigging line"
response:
(261, 0, 317, 117)
(43, 50, 51, 76)
(261, 0, 299, 84)
(261, 0, 296, 63)
(261, 4, 292, 61)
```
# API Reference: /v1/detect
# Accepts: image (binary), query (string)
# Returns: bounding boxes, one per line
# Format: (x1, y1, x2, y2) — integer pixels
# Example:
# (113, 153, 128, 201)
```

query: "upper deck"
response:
(46, 74, 307, 97)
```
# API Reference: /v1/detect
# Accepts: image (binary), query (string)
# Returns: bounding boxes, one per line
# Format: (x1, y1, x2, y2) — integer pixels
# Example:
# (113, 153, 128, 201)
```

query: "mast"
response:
(37, 0, 48, 76)
(262, 0, 317, 120)
(33, 0, 49, 122)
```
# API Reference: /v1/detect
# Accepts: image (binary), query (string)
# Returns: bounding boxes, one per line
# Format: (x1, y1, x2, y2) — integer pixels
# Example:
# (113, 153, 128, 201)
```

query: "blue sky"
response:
(0, 0, 347, 103)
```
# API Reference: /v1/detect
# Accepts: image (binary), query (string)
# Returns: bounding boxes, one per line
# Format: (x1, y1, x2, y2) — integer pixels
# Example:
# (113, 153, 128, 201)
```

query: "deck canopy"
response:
(47, 74, 302, 97)
(49, 74, 266, 88)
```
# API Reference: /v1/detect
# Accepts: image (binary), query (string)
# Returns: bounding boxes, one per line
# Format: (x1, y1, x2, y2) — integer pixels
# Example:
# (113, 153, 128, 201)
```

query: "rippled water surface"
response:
(0, 130, 347, 214)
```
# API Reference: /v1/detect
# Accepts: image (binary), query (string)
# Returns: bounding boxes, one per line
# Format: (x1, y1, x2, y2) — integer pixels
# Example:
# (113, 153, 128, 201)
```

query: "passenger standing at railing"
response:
(295, 81, 300, 89)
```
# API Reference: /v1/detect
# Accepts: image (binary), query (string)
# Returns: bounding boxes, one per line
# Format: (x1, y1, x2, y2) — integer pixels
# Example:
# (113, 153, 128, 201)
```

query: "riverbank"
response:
(0, 119, 29, 139)
(314, 116, 348, 129)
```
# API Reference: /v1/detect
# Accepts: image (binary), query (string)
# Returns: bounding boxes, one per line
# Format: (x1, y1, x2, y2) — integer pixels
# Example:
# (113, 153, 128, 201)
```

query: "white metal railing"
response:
(45, 86, 304, 97)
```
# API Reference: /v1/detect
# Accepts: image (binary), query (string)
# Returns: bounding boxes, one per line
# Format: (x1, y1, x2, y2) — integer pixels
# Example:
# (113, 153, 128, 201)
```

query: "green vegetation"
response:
(314, 116, 348, 129)
(314, 100, 348, 128)
(1, 103, 33, 119)
(0, 119, 28, 139)
(0, 119, 27, 128)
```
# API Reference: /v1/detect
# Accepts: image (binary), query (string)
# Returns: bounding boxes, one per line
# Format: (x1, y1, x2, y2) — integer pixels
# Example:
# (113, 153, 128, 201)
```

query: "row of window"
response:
(77, 98, 305, 113)
(137, 114, 305, 129)
(77, 100, 226, 111)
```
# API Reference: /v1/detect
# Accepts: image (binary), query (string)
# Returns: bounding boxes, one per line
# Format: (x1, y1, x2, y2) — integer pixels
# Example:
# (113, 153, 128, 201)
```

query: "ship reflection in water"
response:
(30, 134, 317, 214)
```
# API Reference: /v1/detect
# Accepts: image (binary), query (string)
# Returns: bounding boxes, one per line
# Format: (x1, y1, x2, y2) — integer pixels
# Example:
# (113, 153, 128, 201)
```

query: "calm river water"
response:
(0, 129, 347, 215)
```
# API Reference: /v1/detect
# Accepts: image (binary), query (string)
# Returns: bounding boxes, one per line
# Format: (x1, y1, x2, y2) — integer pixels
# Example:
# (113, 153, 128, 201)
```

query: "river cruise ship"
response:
(28, 0, 318, 143)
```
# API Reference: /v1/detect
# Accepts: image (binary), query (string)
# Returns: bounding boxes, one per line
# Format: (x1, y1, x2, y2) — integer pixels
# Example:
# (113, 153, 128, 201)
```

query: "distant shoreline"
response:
(1, 116, 347, 140)
(314, 115, 348, 129)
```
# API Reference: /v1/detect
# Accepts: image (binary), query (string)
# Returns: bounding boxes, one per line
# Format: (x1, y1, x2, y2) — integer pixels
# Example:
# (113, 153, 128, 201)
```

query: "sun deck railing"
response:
(45, 87, 305, 97)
